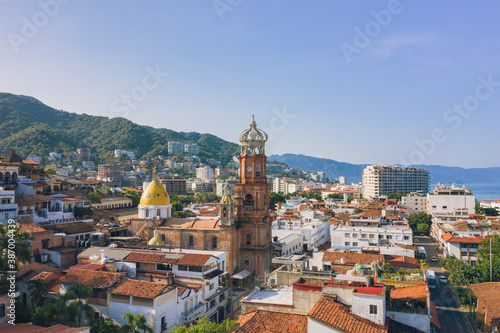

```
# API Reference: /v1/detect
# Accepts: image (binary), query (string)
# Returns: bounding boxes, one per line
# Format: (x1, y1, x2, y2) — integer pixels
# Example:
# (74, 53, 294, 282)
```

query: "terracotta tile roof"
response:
(15, 194, 53, 207)
(385, 255, 420, 269)
(394, 243, 418, 252)
(391, 285, 429, 301)
(322, 250, 383, 265)
(235, 310, 308, 333)
(0, 323, 90, 333)
(307, 296, 387, 333)
(59, 268, 123, 289)
(176, 253, 212, 266)
(43, 222, 96, 235)
(470, 282, 500, 319)
(31, 271, 64, 293)
(430, 300, 441, 329)
(67, 264, 105, 271)
(20, 223, 48, 234)
(111, 279, 173, 299)
(442, 233, 484, 244)
(17, 262, 62, 280)
(125, 252, 178, 264)
(357, 210, 381, 217)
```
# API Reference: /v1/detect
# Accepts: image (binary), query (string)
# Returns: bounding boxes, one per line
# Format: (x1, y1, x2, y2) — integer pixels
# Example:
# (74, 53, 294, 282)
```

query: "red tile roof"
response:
(322, 250, 383, 266)
(391, 285, 429, 301)
(470, 282, 500, 319)
(235, 310, 308, 333)
(20, 223, 49, 234)
(66, 264, 105, 271)
(125, 252, 178, 264)
(59, 268, 123, 289)
(176, 253, 212, 266)
(443, 233, 484, 244)
(307, 297, 387, 333)
(111, 279, 173, 299)
(0, 323, 89, 333)
(385, 255, 420, 269)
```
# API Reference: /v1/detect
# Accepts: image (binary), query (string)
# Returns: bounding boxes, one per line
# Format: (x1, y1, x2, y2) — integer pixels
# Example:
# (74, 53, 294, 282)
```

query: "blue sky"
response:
(1, 1, 499, 168)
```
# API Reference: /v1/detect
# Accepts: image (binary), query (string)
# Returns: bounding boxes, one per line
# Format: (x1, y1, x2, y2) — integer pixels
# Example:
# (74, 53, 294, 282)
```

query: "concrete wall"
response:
(292, 289, 323, 314)
(387, 311, 430, 333)
(322, 285, 353, 307)
(307, 318, 341, 333)
(352, 293, 385, 326)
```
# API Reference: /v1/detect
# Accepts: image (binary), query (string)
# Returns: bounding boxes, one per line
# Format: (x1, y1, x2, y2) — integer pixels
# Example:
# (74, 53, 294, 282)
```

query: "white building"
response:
(0, 187, 17, 224)
(401, 192, 427, 215)
(196, 166, 214, 181)
(168, 142, 185, 155)
(272, 220, 330, 251)
(184, 143, 200, 155)
(362, 165, 429, 199)
(114, 149, 136, 159)
(427, 184, 475, 216)
(272, 233, 302, 258)
(215, 180, 236, 196)
(331, 225, 413, 248)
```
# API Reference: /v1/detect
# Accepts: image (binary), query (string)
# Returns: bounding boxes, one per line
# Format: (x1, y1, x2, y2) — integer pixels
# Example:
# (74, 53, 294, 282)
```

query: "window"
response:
(145, 209, 149, 218)
(157, 209, 161, 217)
(246, 234, 251, 245)
(387, 235, 393, 239)
(442, 206, 447, 209)
(136, 262, 141, 269)
(189, 235, 193, 247)
(157, 263, 172, 271)
(244, 260, 249, 265)
(345, 233, 350, 238)
(404, 236, 410, 240)
(378, 235, 383, 239)
(178, 265, 188, 271)
(345, 242, 350, 246)
(209, 283, 214, 290)
(212, 237, 217, 249)
(0, 304, 4, 317)
(461, 251, 468, 257)
(42, 239, 49, 249)
(370, 305, 377, 314)
(369, 234, 375, 239)
(352, 233, 358, 238)
(361, 234, 367, 239)
(352, 242, 358, 246)
(244, 194, 254, 211)
(161, 316, 167, 332)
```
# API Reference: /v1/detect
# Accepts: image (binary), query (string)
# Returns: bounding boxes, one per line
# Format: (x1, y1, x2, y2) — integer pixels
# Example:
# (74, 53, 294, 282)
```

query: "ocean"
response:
(431, 183, 500, 200)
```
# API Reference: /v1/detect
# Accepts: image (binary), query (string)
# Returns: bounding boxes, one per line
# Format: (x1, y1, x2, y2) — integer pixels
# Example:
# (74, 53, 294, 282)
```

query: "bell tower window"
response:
(244, 194, 254, 211)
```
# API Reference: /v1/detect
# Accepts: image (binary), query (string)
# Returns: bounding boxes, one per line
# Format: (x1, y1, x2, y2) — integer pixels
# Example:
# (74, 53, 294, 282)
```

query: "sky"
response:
(1, 1, 499, 168)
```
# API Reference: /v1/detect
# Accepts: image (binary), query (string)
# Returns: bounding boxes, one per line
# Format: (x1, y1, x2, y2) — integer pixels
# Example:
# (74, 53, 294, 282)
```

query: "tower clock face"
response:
(247, 166, 252, 172)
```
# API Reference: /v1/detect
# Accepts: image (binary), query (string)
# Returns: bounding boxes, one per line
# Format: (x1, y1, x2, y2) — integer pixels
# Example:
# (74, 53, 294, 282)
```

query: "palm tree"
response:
(27, 279, 48, 307)
(0, 223, 32, 271)
(45, 296, 71, 325)
(65, 283, 94, 327)
(121, 312, 153, 333)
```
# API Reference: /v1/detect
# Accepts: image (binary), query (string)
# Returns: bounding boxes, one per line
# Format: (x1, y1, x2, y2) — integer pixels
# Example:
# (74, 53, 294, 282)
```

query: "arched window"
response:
(256, 164, 261, 177)
(223, 207, 227, 217)
(157, 209, 161, 217)
(145, 209, 149, 218)
(244, 194, 254, 211)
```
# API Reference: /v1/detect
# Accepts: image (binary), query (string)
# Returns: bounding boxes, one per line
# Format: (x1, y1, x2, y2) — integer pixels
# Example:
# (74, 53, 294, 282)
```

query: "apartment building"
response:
(362, 165, 429, 199)
(401, 192, 427, 215)
(168, 141, 185, 154)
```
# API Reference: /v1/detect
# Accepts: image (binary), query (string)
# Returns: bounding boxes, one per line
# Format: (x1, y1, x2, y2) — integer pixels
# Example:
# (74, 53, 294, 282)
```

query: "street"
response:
(414, 235, 477, 333)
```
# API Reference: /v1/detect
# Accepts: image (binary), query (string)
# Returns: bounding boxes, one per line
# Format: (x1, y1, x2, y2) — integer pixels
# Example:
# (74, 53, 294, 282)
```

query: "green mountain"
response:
(0, 93, 240, 164)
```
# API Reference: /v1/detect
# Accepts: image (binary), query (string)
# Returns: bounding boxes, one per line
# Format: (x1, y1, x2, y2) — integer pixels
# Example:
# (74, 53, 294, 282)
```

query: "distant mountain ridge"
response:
(0, 93, 240, 164)
(269, 153, 500, 185)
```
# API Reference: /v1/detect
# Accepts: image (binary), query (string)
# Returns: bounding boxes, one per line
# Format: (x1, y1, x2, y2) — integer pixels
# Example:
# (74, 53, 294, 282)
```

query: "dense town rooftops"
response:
(43, 222, 96, 235)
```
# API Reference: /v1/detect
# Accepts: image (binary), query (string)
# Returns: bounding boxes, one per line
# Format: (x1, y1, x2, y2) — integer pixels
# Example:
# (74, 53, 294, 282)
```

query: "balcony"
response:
(181, 303, 206, 322)
(0, 203, 17, 212)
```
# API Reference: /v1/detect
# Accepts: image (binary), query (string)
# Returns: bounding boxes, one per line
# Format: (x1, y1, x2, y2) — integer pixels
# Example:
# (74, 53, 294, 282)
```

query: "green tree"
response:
(326, 193, 343, 200)
(171, 317, 237, 333)
(408, 212, 432, 230)
(44, 167, 56, 174)
(0, 223, 32, 271)
(443, 255, 461, 273)
(300, 191, 322, 201)
(123, 189, 141, 206)
(476, 234, 500, 282)
(65, 284, 94, 327)
(171, 202, 183, 212)
(450, 262, 480, 286)
(387, 190, 406, 201)
(27, 279, 48, 307)
(420, 259, 429, 274)
(121, 312, 153, 333)
(91, 317, 121, 333)
(417, 223, 430, 235)
(87, 191, 102, 204)
(269, 192, 286, 210)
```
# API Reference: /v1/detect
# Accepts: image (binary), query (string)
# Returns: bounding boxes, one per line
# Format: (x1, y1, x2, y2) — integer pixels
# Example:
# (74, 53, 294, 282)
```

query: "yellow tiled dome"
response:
(140, 180, 170, 206)
(148, 229, 164, 246)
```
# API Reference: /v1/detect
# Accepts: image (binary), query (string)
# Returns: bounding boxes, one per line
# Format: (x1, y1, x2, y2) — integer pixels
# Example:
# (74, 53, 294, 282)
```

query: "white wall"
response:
(352, 294, 385, 326)
(387, 311, 430, 333)
(307, 318, 340, 333)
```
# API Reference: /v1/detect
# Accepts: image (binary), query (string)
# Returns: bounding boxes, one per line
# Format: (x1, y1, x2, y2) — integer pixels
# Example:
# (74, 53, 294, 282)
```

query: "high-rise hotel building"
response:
(362, 165, 429, 199)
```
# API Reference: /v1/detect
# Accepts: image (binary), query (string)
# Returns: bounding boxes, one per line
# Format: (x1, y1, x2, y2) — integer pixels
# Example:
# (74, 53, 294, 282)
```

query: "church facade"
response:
(130, 118, 272, 285)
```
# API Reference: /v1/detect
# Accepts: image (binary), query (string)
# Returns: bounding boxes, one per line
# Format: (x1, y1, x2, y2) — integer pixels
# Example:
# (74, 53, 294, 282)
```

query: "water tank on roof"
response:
(340, 257, 347, 264)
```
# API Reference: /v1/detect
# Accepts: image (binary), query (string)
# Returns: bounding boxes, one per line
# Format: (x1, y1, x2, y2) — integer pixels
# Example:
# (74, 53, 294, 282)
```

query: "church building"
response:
(130, 118, 272, 285)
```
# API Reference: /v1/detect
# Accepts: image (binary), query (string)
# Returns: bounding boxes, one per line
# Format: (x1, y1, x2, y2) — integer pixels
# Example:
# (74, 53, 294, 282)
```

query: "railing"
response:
(181, 303, 206, 322)
(0, 203, 18, 211)
(387, 305, 428, 315)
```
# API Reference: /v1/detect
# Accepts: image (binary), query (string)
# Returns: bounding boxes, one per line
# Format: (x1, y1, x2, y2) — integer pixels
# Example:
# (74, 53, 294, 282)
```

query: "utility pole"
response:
(490, 234, 493, 282)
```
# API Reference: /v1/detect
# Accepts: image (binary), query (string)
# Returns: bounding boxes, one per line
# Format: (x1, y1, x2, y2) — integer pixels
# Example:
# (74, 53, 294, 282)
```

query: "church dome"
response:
(148, 229, 164, 246)
(140, 179, 170, 206)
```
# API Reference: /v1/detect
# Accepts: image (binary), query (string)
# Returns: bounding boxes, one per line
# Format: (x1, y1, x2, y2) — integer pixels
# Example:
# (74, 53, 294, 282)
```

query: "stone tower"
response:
(234, 117, 272, 285)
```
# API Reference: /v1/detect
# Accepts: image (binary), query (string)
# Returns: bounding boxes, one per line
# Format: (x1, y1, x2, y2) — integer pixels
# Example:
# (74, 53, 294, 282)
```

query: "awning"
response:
(231, 269, 251, 279)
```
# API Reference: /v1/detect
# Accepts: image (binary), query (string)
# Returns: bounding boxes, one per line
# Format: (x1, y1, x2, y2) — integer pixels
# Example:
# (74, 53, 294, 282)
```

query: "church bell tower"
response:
(235, 116, 271, 285)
